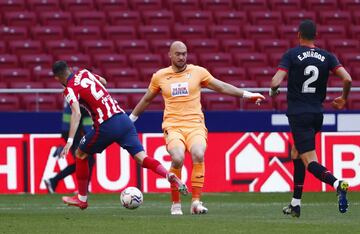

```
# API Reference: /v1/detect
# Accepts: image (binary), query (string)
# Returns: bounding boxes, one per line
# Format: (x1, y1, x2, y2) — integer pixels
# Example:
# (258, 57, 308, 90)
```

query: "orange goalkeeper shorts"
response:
(164, 125, 208, 151)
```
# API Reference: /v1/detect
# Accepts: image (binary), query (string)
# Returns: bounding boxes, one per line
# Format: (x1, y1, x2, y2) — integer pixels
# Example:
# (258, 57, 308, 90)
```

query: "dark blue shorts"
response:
(79, 113, 144, 156)
(287, 113, 323, 155)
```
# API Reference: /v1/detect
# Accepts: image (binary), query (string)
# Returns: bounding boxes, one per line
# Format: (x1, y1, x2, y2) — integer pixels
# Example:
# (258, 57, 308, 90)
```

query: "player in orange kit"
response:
(129, 41, 265, 215)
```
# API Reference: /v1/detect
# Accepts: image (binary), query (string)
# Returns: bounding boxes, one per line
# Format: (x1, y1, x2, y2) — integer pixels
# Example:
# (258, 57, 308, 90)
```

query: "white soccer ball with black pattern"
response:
(120, 187, 143, 209)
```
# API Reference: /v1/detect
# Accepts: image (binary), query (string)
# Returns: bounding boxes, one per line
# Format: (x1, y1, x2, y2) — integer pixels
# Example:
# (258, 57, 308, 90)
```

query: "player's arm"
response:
(332, 67, 352, 109)
(129, 89, 158, 122)
(269, 69, 287, 97)
(60, 101, 82, 158)
(205, 78, 265, 103)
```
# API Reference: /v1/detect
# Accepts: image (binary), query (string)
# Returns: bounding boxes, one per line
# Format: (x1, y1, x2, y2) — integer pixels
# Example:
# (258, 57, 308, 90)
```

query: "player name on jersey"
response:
(297, 50, 325, 62)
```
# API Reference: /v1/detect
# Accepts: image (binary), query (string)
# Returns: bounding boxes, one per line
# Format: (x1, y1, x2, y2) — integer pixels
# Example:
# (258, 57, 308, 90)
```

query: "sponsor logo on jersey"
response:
(171, 82, 189, 97)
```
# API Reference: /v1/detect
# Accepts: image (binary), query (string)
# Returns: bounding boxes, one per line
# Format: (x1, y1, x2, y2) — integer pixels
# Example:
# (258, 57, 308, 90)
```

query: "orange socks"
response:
(191, 162, 204, 201)
(170, 167, 181, 203)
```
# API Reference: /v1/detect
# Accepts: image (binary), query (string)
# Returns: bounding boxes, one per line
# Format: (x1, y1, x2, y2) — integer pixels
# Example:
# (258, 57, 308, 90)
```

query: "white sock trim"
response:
(291, 198, 301, 207)
(78, 195, 87, 202)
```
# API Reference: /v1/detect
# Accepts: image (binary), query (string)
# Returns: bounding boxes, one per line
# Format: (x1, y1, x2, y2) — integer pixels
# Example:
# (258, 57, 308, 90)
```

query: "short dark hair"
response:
(298, 19, 316, 40)
(52, 60, 69, 78)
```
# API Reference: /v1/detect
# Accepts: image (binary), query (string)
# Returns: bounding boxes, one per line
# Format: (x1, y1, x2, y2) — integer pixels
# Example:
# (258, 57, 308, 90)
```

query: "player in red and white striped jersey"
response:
(52, 61, 188, 210)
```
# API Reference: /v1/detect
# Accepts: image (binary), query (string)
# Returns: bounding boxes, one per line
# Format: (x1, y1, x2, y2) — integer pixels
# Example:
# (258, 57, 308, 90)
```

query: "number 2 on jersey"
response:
(302, 65, 319, 93)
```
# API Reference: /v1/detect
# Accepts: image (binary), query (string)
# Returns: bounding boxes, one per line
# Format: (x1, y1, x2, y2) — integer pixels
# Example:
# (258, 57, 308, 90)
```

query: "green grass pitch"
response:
(0, 192, 359, 234)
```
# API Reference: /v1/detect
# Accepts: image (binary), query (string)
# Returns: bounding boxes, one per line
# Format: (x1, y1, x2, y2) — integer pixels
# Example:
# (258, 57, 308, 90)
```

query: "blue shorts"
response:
(79, 113, 144, 156)
(287, 113, 323, 155)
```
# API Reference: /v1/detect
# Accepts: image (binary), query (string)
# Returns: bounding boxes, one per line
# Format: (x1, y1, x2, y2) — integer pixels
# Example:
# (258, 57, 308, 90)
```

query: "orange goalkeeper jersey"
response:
(148, 64, 214, 129)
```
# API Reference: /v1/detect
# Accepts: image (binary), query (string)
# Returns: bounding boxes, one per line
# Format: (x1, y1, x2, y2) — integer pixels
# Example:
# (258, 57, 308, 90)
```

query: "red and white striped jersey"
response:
(64, 69, 124, 126)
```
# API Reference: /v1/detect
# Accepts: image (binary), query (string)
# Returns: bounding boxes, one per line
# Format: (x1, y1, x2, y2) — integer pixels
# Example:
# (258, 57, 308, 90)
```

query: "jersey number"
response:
(81, 76, 104, 100)
(302, 65, 319, 93)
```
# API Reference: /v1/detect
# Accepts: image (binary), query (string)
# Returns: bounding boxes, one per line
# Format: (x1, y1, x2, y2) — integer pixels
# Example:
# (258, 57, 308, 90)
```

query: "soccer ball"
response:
(120, 187, 143, 209)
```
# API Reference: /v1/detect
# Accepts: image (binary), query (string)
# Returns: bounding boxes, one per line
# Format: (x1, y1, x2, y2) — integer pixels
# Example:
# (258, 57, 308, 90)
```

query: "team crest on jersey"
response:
(171, 82, 189, 97)
(186, 73, 191, 79)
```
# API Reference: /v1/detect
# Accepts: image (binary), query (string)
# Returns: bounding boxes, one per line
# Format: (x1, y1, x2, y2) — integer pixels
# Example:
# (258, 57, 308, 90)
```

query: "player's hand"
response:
(332, 96, 346, 110)
(243, 91, 266, 105)
(269, 88, 280, 97)
(60, 143, 71, 158)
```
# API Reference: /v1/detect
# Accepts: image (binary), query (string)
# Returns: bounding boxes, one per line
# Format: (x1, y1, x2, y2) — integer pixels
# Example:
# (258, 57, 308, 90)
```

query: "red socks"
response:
(142, 156, 168, 178)
(76, 157, 89, 196)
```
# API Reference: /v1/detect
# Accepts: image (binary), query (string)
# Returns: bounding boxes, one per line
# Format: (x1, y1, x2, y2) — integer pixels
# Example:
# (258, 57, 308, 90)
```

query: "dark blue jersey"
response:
(278, 45, 341, 115)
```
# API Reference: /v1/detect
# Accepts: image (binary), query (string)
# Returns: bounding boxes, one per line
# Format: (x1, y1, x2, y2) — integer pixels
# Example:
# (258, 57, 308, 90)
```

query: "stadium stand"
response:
(0, 0, 359, 111)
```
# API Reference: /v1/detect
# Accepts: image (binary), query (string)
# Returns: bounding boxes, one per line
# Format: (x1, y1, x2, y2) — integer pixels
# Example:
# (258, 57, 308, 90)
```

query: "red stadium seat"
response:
(198, 53, 233, 68)
(149, 39, 173, 53)
(3, 11, 37, 26)
(278, 25, 299, 39)
(0, 94, 20, 111)
(213, 11, 247, 25)
(81, 40, 115, 54)
(272, 93, 287, 111)
(108, 94, 131, 111)
(103, 26, 137, 40)
(222, 39, 256, 53)
(61, 0, 95, 12)
(104, 68, 140, 82)
(242, 98, 274, 111)
(22, 94, 59, 111)
(187, 39, 219, 53)
(0, 54, 19, 68)
(212, 67, 246, 81)
(317, 25, 348, 39)
(0, 42, 6, 53)
(180, 11, 213, 25)
(0, 0, 26, 11)
(0, 26, 28, 41)
(116, 40, 150, 54)
(243, 25, 277, 39)
(129, 94, 164, 110)
(73, 11, 107, 26)
(116, 81, 149, 88)
(67, 26, 101, 41)
(268, 52, 284, 66)
(340, 53, 360, 67)
(203, 93, 239, 110)
(45, 40, 79, 54)
(129, 0, 162, 10)
(247, 67, 276, 81)
(353, 11, 360, 24)
(95, 0, 129, 11)
(0, 68, 31, 83)
(208, 25, 241, 39)
(31, 26, 64, 41)
(348, 25, 360, 39)
(20, 54, 53, 69)
(44, 81, 63, 88)
(351, 67, 360, 80)
(142, 10, 174, 25)
(257, 39, 290, 53)
(129, 54, 163, 69)
(249, 11, 283, 25)
(319, 11, 352, 25)
(138, 25, 172, 39)
(167, 0, 200, 13)
(327, 39, 359, 53)
(107, 11, 141, 26)
(234, 0, 267, 11)
(304, 0, 338, 11)
(227, 80, 258, 88)
(348, 93, 360, 110)
(339, 0, 360, 12)
(233, 53, 268, 67)
(33, 68, 53, 82)
(174, 25, 208, 40)
(27, 0, 60, 11)
(93, 54, 128, 69)
(201, 0, 233, 11)
(283, 11, 316, 25)
(9, 40, 43, 55)
(38, 11, 73, 26)
(56, 54, 92, 70)
(269, 0, 302, 11)
(138, 67, 158, 81)
(9, 81, 44, 89)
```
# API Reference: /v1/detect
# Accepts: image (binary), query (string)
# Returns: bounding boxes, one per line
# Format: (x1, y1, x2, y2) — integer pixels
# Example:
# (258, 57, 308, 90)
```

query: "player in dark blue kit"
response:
(269, 20, 352, 217)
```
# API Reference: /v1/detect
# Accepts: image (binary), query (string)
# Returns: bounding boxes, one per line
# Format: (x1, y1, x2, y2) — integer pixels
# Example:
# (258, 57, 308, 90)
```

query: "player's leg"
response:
(187, 126, 208, 214)
(45, 164, 76, 193)
(283, 146, 303, 217)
